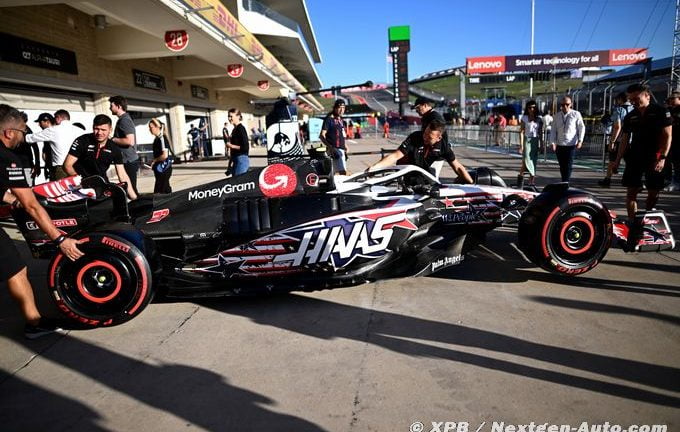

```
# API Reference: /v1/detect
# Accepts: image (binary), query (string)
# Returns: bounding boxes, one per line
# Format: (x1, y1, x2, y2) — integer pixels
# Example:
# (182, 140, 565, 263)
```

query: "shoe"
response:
(598, 177, 611, 188)
(24, 318, 67, 340)
(516, 174, 524, 189)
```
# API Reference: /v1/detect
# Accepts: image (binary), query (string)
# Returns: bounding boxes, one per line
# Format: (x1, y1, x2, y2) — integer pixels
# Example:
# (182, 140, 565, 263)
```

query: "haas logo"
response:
(259, 164, 297, 197)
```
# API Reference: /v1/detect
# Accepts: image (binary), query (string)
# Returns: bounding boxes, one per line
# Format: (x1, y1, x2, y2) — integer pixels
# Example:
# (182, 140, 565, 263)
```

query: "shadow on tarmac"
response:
(0, 335, 326, 432)
(432, 230, 680, 297)
(526, 295, 680, 326)
(197, 294, 680, 408)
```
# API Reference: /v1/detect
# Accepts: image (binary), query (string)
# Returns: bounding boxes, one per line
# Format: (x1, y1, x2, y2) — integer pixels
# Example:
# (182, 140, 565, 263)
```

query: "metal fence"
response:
(389, 124, 611, 172)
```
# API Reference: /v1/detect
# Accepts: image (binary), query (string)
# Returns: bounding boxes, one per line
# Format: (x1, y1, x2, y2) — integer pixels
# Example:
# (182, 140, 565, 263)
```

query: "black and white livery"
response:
(11, 151, 675, 327)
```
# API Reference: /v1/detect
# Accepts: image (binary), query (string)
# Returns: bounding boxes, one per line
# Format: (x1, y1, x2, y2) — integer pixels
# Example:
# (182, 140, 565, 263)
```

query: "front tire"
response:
(48, 233, 153, 327)
(519, 188, 612, 276)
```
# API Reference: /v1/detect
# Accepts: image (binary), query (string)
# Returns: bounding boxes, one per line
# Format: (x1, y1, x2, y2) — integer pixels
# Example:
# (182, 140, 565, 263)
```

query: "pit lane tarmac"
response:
(1, 137, 678, 431)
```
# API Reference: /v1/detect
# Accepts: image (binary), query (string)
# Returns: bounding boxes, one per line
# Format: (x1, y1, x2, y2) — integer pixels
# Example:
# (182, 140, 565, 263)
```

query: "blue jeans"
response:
(555, 145, 575, 183)
(233, 154, 250, 176)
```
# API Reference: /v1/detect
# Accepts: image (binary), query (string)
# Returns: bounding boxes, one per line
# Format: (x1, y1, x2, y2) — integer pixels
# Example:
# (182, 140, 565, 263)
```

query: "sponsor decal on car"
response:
(26, 218, 77, 230)
(197, 208, 418, 274)
(188, 181, 256, 200)
(430, 255, 464, 272)
(259, 164, 297, 197)
(147, 208, 170, 224)
(102, 236, 131, 253)
(305, 173, 319, 187)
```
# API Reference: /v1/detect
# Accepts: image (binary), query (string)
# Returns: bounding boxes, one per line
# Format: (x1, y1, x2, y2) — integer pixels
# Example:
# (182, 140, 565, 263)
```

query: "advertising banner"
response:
(466, 48, 648, 74)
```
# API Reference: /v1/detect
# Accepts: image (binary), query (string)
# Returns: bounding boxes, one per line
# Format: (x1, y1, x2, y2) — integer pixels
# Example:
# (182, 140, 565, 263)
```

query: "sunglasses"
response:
(5, 128, 29, 135)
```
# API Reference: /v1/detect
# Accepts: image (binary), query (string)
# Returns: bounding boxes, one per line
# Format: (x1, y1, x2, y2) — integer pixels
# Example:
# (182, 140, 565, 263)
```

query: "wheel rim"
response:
(558, 216, 595, 255)
(56, 251, 139, 321)
(545, 207, 608, 268)
(76, 261, 122, 303)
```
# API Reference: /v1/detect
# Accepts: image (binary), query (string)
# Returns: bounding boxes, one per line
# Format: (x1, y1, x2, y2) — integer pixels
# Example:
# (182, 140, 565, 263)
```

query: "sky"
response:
(305, 0, 675, 88)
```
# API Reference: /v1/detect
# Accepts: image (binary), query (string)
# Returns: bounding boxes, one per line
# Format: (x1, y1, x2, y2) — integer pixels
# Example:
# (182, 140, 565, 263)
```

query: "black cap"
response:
(34, 112, 55, 123)
(413, 97, 431, 107)
(333, 99, 346, 108)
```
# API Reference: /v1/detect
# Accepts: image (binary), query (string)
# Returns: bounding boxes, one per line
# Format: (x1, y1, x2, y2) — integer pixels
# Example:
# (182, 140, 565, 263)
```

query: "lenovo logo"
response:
(466, 56, 505, 74)
(610, 49, 648, 65)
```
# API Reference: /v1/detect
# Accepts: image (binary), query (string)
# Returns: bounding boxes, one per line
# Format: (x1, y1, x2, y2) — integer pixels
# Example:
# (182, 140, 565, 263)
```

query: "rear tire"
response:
(48, 233, 153, 327)
(519, 188, 612, 276)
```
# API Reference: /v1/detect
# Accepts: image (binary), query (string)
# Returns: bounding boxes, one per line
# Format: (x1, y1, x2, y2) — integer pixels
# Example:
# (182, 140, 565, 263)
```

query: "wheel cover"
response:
(54, 248, 142, 321)
(75, 260, 122, 303)
(544, 206, 608, 269)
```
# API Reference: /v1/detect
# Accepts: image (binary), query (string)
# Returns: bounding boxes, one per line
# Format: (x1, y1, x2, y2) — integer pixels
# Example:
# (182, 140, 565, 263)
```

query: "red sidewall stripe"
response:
(541, 207, 562, 257)
(127, 255, 148, 315)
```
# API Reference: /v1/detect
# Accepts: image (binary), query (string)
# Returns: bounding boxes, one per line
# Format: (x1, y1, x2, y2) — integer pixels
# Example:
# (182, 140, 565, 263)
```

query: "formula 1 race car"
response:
(11, 151, 675, 328)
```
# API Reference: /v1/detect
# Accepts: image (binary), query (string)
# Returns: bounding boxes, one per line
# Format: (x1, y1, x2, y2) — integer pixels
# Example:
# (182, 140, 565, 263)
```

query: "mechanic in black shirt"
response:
(413, 97, 449, 145)
(0, 104, 84, 338)
(612, 83, 672, 220)
(366, 119, 473, 183)
(63, 114, 137, 200)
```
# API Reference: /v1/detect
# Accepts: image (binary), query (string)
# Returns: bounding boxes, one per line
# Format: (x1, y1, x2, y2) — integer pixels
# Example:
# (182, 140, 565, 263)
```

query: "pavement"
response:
(1, 136, 679, 431)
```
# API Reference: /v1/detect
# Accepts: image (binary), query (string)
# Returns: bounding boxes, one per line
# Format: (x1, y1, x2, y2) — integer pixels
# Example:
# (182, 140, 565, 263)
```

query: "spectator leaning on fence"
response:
(599, 92, 633, 188)
(612, 83, 672, 221)
(549, 96, 585, 183)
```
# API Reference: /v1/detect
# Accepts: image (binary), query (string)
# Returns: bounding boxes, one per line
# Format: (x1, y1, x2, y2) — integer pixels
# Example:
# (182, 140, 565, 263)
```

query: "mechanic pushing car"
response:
(62, 114, 138, 201)
(366, 119, 474, 183)
(0, 104, 84, 338)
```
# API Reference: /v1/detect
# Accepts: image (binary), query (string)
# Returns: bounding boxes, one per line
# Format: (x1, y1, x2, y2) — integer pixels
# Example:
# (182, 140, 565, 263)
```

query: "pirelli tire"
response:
(518, 187, 612, 276)
(48, 233, 153, 327)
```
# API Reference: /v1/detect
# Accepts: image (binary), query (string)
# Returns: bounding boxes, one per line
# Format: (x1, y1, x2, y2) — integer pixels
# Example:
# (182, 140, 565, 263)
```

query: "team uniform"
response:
(621, 103, 672, 190)
(0, 144, 29, 281)
(68, 133, 123, 182)
(398, 131, 457, 169)
(321, 114, 347, 172)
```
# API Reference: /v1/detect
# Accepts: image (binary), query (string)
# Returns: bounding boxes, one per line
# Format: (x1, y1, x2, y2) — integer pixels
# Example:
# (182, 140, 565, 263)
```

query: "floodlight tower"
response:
(672, 0, 680, 90)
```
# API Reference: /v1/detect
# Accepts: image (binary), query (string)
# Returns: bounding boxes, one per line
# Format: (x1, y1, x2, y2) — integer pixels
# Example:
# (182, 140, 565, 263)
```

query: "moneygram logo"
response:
(188, 182, 256, 200)
(466, 56, 506, 74)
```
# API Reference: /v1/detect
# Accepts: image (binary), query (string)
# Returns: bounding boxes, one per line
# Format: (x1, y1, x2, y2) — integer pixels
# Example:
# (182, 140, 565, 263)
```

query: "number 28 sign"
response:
(164, 30, 189, 52)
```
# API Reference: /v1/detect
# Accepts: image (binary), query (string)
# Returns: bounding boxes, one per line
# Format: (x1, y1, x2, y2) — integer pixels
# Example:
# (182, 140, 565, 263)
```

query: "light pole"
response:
(529, 0, 535, 97)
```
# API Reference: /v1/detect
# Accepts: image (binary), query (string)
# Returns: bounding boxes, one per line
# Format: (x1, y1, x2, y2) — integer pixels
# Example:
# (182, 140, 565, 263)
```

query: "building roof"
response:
(595, 56, 672, 82)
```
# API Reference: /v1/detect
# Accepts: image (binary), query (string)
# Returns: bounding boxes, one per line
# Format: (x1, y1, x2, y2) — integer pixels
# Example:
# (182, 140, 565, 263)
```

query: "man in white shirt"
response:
(549, 96, 585, 183)
(24, 109, 83, 180)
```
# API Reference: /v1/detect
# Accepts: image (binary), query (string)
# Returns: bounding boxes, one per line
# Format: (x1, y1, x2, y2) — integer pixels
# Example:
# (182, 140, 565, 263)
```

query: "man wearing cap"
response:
(366, 119, 473, 184)
(16, 112, 40, 186)
(413, 97, 449, 145)
(0, 104, 84, 338)
(320, 99, 349, 175)
(664, 91, 680, 191)
(24, 109, 82, 180)
(35, 113, 56, 180)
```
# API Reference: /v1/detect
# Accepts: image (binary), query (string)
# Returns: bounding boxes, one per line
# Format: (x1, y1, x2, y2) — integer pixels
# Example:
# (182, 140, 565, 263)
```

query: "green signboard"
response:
(388, 26, 410, 42)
